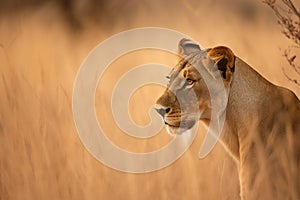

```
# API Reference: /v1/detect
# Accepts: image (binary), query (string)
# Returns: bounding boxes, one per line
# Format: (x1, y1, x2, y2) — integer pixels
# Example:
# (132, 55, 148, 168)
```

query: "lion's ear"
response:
(208, 46, 235, 82)
(178, 38, 201, 57)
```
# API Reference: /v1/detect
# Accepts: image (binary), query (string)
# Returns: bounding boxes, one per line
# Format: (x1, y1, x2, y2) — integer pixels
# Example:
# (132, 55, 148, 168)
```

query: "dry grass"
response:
(0, 1, 299, 199)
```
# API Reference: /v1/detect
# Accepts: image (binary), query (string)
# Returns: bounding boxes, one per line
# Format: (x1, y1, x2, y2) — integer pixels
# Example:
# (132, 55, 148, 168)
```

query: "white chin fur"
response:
(166, 125, 189, 135)
(166, 125, 174, 135)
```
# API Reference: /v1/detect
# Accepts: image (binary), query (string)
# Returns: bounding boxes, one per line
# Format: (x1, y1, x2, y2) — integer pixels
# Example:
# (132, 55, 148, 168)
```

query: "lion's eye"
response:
(186, 78, 195, 85)
(183, 78, 195, 88)
(166, 75, 170, 80)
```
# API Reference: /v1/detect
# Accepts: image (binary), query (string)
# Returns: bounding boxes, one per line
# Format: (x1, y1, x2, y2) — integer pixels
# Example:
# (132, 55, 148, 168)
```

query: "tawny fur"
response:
(156, 40, 300, 200)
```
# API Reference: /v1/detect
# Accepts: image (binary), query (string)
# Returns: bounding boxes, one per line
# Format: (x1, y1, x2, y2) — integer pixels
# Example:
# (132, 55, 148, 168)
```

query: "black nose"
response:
(156, 108, 166, 117)
(154, 105, 171, 117)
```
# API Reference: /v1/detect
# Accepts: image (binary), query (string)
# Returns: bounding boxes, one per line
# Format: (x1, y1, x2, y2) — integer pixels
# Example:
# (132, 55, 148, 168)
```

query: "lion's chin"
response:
(166, 122, 196, 135)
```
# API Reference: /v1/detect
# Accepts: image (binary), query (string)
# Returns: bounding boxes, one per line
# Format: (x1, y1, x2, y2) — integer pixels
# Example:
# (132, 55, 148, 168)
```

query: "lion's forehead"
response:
(168, 52, 208, 83)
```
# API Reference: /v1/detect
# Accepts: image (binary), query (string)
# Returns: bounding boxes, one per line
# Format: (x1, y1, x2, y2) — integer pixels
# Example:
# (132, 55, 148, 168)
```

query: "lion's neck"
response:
(220, 58, 277, 162)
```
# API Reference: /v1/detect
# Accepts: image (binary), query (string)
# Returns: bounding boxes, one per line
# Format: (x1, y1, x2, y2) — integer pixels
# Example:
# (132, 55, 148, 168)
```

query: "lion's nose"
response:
(154, 104, 171, 118)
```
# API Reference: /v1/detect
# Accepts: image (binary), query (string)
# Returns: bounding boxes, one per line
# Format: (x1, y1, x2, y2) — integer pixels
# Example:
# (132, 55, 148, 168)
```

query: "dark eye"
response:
(166, 75, 170, 79)
(186, 78, 195, 85)
(183, 78, 195, 88)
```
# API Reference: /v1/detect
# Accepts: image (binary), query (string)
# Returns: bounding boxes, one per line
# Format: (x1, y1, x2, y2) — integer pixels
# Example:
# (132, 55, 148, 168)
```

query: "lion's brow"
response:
(166, 59, 189, 87)
(169, 59, 188, 78)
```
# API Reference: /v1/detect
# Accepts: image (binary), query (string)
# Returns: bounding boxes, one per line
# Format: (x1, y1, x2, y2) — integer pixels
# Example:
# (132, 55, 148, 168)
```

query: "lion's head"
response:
(155, 39, 235, 135)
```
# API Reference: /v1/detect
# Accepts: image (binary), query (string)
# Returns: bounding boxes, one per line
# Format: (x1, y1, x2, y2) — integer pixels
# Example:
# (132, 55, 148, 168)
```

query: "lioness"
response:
(155, 39, 300, 199)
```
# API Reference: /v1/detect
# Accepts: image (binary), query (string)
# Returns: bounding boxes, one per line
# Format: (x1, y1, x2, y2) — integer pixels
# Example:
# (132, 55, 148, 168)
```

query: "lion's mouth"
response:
(164, 121, 179, 128)
(164, 119, 196, 135)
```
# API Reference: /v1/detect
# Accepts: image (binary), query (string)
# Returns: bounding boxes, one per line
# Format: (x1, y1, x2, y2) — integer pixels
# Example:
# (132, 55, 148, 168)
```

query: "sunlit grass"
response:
(0, 2, 298, 199)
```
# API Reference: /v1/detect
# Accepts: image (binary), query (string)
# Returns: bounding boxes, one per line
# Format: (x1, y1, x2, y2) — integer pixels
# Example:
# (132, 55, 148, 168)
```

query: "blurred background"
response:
(0, 0, 299, 199)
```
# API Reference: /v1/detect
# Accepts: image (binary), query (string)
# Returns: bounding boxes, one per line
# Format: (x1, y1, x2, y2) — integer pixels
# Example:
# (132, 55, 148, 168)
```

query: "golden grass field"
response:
(0, 0, 299, 199)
